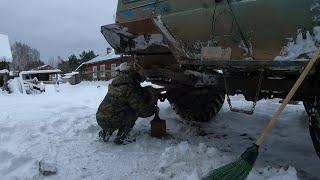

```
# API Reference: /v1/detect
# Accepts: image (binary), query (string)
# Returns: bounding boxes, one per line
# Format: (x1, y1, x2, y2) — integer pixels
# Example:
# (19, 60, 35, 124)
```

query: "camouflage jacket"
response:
(99, 72, 157, 119)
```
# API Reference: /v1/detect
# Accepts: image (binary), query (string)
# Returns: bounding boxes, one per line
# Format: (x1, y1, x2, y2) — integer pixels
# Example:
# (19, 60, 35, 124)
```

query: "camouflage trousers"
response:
(96, 108, 137, 142)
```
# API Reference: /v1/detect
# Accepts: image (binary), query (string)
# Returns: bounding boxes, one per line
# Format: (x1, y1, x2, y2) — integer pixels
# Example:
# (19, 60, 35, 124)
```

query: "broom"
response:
(203, 48, 320, 180)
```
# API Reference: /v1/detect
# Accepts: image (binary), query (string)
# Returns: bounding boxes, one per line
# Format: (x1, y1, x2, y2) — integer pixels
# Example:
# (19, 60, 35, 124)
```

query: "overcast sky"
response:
(0, 0, 118, 61)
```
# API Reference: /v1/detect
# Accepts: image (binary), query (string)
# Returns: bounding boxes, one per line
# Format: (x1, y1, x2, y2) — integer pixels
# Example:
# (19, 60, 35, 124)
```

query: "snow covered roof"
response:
(75, 51, 121, 71)
(32, 64, 55, 71)
(84, 51, 121, 65)
(20, 69, 62, 75)
(0, 69, 9, 74)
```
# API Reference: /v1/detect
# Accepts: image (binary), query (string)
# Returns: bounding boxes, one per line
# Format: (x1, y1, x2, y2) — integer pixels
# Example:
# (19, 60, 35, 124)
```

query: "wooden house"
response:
(76, 51, 132, 81)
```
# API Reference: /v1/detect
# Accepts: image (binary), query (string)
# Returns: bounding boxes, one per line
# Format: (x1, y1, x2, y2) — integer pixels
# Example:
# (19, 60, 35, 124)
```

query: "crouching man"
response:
(96, 64, 158, 144)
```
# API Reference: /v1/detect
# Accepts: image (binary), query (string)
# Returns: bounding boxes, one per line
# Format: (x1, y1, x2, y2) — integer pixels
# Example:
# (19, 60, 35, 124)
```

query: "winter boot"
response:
(114, 127, 135, 145)
(98, 130, 112, 142)
(114, 136, 136, 145)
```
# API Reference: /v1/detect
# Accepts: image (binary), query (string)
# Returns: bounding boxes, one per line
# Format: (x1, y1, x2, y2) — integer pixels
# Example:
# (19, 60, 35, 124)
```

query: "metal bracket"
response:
(224, 69, 264, 115)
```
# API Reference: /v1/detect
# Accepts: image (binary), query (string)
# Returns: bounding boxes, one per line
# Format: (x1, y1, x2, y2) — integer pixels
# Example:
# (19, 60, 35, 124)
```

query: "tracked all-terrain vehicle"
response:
(101, 0, 320, 157)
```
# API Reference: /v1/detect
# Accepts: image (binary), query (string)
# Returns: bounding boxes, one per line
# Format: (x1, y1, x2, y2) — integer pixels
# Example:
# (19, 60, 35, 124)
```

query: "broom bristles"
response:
(203, 144, 259, 180)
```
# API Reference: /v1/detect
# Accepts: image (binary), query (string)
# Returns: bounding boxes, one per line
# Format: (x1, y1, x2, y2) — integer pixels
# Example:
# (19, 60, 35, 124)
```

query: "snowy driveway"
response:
(0, 82, 318, 180)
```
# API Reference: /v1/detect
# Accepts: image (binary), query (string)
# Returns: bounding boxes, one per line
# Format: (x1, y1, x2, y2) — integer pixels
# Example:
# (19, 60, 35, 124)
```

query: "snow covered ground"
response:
(0, 81, 318, 180)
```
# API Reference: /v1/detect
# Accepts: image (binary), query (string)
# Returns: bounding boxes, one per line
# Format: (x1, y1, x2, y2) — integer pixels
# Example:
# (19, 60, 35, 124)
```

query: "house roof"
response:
(84, 51, 121, 65)
(0, 69, 9, 74)
(32, 64, 55, 71)
(19, 64, 62, 76)
(20, 69, 62, 75)
(76, 51, 121, 71)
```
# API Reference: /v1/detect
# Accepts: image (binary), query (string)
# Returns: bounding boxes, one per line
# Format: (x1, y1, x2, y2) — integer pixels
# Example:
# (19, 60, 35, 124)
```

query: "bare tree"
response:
(48, 56, 58, 68)
(11, 42, 41, 71)
(57, 56, 64, 63)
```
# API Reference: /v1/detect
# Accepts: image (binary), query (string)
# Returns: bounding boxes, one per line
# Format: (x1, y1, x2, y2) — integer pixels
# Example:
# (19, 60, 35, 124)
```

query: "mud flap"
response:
(101, 19, 159, 52)
(101, 18, 188, 60)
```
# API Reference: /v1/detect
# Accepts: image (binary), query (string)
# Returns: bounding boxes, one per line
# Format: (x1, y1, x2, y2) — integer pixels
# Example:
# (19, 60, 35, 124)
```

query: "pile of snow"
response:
(157, 142, 298, 180)
(133, 34, 166, 50)
(157, 142, 223, 179)
(63, 72, 79, 79)
(0, 69, 9, 74)
(275, 27, 320, 60)
(7, 78, 23, 94)
(0, 81, 313, 179)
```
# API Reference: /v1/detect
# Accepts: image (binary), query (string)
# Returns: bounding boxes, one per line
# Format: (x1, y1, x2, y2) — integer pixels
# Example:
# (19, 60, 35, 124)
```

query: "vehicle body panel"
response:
(107, 0, 318, 61)
(101, 0, 320, 102)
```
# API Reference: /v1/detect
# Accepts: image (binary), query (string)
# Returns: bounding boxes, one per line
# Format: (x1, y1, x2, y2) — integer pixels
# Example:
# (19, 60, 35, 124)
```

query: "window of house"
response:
(110, 63, 117, 78)
(100, 64, 105, 78)
(92, 66, 98, 79)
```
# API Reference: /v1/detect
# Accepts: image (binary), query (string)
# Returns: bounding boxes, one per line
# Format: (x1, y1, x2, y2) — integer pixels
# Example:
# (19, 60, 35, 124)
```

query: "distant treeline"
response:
(2, 41, 98, 73)
(0, 60, 9, 70)
(58, 50, 98, 73)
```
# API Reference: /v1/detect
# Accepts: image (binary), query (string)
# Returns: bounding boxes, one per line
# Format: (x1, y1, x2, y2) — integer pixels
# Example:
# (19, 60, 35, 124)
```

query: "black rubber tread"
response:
(167, 88, 225, 122)
(303, 100, 320, 159)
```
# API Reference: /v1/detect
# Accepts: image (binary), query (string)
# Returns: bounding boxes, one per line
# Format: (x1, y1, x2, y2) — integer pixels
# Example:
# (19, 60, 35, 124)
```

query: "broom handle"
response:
(256, 49, 320, 146)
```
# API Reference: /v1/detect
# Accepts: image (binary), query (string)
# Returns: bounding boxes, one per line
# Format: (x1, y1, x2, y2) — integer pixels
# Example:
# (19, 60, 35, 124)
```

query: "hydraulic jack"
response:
(151, 108, 167, 138)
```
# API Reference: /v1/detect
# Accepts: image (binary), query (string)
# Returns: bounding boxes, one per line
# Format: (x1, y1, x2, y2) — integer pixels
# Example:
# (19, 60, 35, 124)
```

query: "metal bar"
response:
(117, 0, 169, 13)
(182, 59, 311, 72)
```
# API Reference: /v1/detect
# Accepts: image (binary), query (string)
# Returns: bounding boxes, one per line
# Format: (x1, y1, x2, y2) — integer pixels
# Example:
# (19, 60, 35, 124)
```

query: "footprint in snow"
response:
(0, 155, 32, 175)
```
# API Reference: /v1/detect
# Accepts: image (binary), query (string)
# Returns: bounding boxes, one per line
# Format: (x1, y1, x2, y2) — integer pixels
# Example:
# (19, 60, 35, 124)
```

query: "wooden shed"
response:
(20, 65, 62, 84)
(0, 69, 9, 91)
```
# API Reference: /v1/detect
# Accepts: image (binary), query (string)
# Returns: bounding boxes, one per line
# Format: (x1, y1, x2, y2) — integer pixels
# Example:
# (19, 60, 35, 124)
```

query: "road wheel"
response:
(304, 99, 320, 159)
(167, 87, 225, 122)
